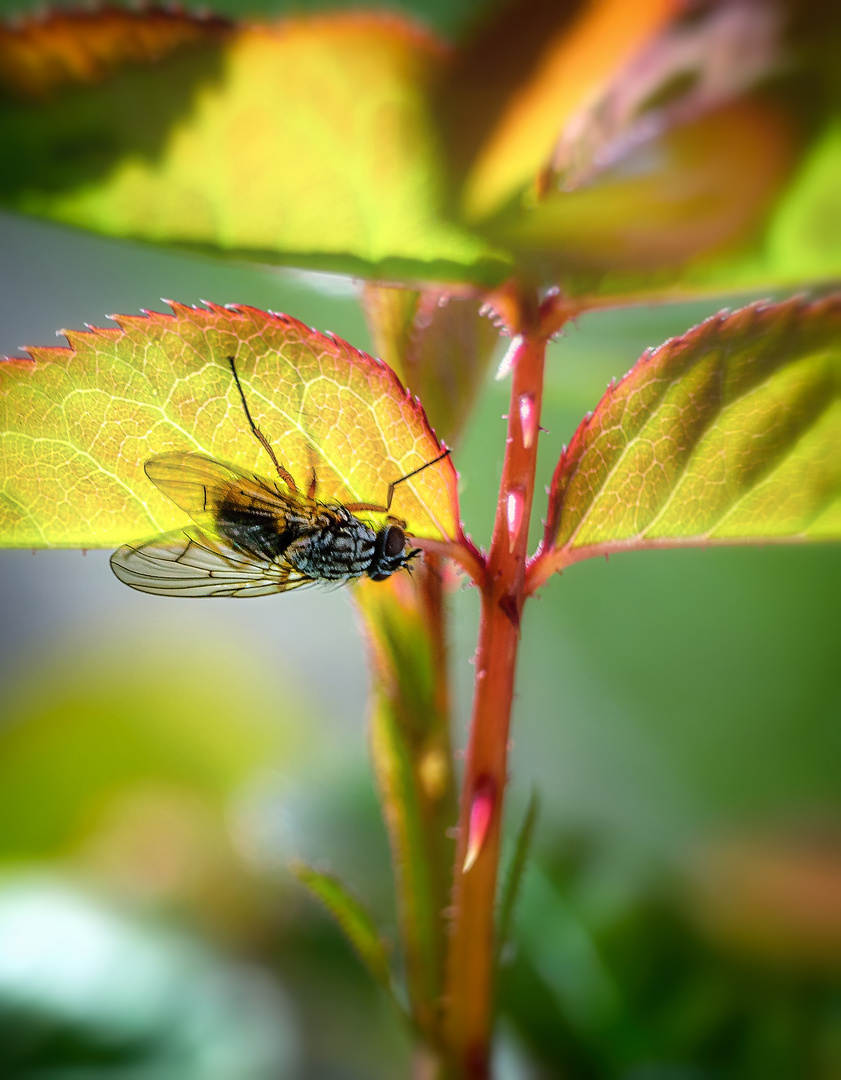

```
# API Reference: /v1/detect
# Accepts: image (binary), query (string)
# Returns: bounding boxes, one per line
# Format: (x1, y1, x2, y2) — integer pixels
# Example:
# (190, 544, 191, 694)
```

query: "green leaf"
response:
(0, 303, 460, 548)
(535, 295, 841, 579)
(10, 4, 840, 300)
(290, 862, 394, 993)
(0, 9, 506, 285)
(497, 790, 539, 963)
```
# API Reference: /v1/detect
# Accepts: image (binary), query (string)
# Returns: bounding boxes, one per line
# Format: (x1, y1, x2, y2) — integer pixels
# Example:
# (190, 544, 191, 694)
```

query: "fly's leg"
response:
(228, 356, 298, 492)
(304, 443, 320, 500)
(345, 448, 451, 525)
(382, 448, 451, 511)
(343, 499, 407, 529)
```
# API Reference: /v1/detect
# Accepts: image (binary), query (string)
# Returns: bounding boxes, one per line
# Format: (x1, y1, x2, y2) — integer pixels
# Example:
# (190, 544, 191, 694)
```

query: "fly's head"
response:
(367, 523, 421, 581)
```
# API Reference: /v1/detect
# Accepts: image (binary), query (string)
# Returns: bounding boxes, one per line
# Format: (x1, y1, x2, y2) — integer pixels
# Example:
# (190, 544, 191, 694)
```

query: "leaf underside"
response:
(0, 9, 504, 286)
(0, 303, 460, 548)
(362, 285, 501, 446)
(541, 295, 841, 571)
(3, 6, 841, 297)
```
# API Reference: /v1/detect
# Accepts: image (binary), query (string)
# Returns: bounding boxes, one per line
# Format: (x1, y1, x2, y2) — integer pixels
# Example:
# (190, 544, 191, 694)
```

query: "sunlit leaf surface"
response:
(538, 296, 841, 575)
(0, 9, 504, 284)
(437, 0, 841, 297)
(0, 304, 459, 547)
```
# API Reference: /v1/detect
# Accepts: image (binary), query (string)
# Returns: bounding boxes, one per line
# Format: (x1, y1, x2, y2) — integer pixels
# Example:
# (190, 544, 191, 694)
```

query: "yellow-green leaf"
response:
(0, 303, 460, 548)
(535, 295, 841, 580)
(438, 0, 841, 298)
(0, 9, 506, 284)
(9, 4, 840, 300)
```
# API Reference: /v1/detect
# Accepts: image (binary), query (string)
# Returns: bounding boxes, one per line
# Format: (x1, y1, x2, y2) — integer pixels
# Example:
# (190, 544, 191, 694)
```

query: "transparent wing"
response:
(110, 527, 316, 598)
(145, 452, 305, 526)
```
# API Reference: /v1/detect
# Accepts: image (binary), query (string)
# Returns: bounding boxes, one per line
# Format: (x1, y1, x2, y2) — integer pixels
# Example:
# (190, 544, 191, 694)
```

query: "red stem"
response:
(442, 318, 547, 1076)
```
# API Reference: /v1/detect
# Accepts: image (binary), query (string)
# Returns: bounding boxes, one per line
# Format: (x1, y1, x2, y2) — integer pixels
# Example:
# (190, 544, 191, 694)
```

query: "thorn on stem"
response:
(506, 487, 525, 553)
(463, 775, 495, 873)
(518, 392, 537, 449)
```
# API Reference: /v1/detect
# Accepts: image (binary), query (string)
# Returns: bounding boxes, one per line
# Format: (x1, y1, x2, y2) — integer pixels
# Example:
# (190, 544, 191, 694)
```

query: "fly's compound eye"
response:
(368, 523, 409, 581)
(384, 524, 405, 558)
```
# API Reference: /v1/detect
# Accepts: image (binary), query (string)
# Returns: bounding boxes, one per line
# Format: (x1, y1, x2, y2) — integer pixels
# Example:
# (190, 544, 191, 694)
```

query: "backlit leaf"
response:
(0, 304, 460, 548)
(0, 9, 505, 284)
(0, 7, 230, 98)
(439, 0, 841, 298)
(538, 1, 781, 195)
(534, 295, 841, 581)
(7, 4, 840, 299)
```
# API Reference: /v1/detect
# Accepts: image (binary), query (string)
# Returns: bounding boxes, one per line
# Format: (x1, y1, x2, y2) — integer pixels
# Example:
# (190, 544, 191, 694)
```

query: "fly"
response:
(110, 357, 450, 597)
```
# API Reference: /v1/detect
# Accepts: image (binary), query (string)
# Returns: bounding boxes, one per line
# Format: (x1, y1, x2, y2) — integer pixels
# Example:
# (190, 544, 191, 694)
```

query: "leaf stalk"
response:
(442, 306, 548, 1077)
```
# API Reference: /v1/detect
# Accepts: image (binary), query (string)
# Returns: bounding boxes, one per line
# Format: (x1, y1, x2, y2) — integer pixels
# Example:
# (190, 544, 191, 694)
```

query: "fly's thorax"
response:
(285, 508, 379, 581)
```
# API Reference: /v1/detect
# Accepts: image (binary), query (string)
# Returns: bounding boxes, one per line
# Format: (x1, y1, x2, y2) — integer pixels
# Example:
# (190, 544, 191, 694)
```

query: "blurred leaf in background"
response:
(0, 874, 300, 1077)
(1, 0, 841, 296)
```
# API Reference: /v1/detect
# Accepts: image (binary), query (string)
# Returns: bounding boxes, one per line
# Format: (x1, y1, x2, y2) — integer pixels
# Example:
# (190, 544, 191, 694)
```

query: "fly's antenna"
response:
(227, 356, 298, 492)
(385, 448, 451, 511)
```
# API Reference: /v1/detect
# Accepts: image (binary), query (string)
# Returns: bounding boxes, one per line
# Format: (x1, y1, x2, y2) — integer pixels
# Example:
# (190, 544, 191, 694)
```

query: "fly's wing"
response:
(110, 527, 316, 598)
(144, 452, 303, 533)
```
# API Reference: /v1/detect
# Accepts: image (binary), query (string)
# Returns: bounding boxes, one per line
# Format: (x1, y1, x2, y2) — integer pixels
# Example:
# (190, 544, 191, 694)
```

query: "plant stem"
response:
(358, 562, 458, 1043)
(443, 313, 547, 1077)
